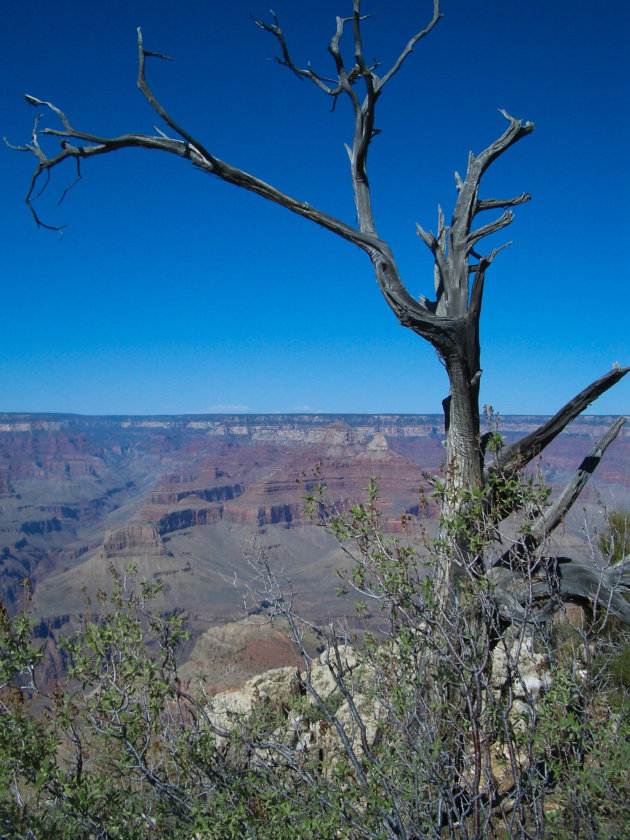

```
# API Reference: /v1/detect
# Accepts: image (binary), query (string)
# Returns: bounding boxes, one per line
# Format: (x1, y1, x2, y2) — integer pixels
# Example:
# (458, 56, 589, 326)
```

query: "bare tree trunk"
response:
(444, 355, 483, 499)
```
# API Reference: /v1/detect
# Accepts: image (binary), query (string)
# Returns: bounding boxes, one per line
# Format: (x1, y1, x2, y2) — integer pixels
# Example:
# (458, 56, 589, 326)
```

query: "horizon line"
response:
(0, 410, 627, 421)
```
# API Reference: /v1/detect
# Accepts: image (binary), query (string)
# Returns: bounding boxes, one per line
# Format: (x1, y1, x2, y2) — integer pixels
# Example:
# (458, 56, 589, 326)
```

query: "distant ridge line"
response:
(0, 412, 625, 433)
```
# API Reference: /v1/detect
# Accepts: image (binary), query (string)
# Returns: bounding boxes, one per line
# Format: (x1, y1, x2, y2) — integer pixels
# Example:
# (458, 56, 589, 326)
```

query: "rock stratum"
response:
(0, 412, 628, 690)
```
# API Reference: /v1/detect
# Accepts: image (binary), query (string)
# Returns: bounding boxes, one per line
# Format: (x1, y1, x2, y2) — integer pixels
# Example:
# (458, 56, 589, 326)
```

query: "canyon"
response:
(1, 412, 628, 690)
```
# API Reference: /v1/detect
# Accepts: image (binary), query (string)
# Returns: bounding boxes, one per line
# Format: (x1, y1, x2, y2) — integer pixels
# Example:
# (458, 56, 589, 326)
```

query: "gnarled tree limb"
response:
(415, 112, 533, 326)
(538, 416, 626, 538)
(492, 557, 630, 626)
(495, 417, 627, 570)
(253, 1, 442, 99)
(490, 557, 630, 626)
(13, 6, 529, 367)
(486, 367, 630, 483)
(547, 557, 630, 624)
(12, 6, 534, 380)
(488, 417, 630, 625)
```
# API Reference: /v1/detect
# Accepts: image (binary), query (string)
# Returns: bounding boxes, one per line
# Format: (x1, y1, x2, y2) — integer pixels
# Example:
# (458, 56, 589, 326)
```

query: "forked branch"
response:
(416, 112, 533, 324)
(253, 1, 442, 99)
(491, 417, 630, 626)
(491, 557, 630, 626)
(12, 4, 534, 368)
(550, 557, 630, 624)
(12, 40, 370, 249)
(9, 10, 467, 358)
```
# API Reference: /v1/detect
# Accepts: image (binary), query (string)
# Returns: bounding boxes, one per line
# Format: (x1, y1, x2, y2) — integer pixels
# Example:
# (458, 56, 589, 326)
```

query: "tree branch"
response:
(490, 557, 630, 626)
(15, 44, 459, 362)
(450, 112, 534, 256)
(135, 29, 214, 162)
(416, 221, 449, 296)
(252, 11, 344, 94)
(413, 112, 533, 331)
(476, 193, 531, 213)
(487, 366, 630, 480)
(550, 557, 630, 624)
(467, 209, 514, 251)
(14, 8, 489, 362)
(534, 557, 630, 625)
(253, 1, 442, 101)
(16, 85, 372, 247)
(495, 418, 626, 578)
(537, 416, 626, 538)
(377, 0, 443, 89)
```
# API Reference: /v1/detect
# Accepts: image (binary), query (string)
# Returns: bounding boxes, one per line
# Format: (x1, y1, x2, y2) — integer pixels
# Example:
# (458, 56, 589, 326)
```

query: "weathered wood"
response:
(495, 418, 628, 569)
(539, 416, 626, 537)
(491, 557, 630, 626)
(487, 367, 630, 483)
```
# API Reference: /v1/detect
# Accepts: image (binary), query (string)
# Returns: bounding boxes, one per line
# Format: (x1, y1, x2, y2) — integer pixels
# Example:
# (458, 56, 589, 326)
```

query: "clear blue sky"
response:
(2, 0, 629, 416)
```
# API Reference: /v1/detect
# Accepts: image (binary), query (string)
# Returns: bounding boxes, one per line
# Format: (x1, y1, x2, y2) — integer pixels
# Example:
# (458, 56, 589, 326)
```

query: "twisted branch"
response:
(491, 417, 629, 627)
(538, 416, 626, 538)
(487, 366, 630, 482)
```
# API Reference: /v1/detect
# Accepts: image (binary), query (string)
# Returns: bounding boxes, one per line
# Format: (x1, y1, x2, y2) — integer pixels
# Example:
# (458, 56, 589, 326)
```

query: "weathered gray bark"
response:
(9, 0, 629, 623)
(487, 368, 630, 483)
(493, 417, 629, 623)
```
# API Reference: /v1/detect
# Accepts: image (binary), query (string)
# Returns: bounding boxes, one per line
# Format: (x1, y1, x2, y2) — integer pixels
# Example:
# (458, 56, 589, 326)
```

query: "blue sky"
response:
(2, 0, 629, 416)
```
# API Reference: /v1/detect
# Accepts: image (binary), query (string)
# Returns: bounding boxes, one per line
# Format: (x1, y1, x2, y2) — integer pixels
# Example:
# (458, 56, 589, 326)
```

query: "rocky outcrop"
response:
(366, 432, 388, 453)
(20, 517, 62, 535)
(490, 629, 552, 712)
(100, 524, 168, 558)
(0, 471, 15, 495)
(205, 629, 579, 809)
(148, 484, 244, 506)
(253, 503, 299, 526)
(207, 646, 380, 768)
(180, 618, 317, 694)
(155, 500, 301, 534)
(156, 507, 223, 534)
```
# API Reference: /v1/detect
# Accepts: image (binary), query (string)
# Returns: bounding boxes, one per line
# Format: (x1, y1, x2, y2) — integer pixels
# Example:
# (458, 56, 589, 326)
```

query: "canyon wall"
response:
(1, 412, 628, 687)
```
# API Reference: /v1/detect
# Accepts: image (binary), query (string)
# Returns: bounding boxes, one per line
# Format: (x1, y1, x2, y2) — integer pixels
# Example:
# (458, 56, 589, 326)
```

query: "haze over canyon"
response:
(1, 412, 628, 689)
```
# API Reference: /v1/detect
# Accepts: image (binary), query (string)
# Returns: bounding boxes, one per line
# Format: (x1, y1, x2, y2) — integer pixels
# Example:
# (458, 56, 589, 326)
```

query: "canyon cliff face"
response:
(0, 413, 628, 687)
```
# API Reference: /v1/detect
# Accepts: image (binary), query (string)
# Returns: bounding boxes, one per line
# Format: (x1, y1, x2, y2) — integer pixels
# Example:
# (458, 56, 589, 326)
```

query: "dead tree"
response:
(9, 0, 629, 624)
